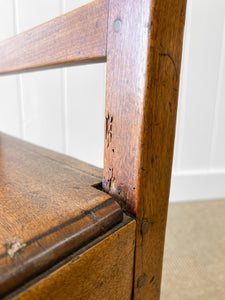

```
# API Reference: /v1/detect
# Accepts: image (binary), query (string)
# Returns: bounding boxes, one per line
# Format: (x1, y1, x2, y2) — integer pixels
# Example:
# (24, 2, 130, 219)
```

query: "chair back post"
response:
(0, 0, 187, 297)
(103, 0, 187, 298)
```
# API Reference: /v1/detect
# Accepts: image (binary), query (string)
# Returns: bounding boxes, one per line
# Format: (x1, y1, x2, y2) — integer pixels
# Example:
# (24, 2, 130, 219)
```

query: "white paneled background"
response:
(0, 0, 225, 202)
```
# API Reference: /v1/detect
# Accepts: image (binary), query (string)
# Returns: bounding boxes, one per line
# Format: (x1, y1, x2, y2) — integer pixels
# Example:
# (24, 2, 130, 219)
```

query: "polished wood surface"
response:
(103, 0, 187, 299)
(0, 0, 107, 75)
(0, 133, 123, 298)
(0, 0, 188, 298)
(8, 217, 136, 300)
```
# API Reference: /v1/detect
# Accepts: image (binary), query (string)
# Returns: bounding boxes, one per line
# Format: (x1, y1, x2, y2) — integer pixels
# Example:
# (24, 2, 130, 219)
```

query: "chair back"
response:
(0, 0, 187, 298)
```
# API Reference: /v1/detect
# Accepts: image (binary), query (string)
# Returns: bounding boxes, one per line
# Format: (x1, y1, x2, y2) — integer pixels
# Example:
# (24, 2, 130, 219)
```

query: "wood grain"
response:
(103, 0, 187, 299)
(9, 218, 136, 300)
(0, 0, 187, 298)
(0, 0, 108, 75)
(0, 133, 122, 298)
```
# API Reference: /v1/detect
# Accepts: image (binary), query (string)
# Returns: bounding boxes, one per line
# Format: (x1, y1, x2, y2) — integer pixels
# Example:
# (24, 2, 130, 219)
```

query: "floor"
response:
(161, 200, 225, 300)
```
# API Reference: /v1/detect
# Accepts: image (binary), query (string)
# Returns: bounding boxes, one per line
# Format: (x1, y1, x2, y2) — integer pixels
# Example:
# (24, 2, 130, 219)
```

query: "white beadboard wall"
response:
(0, 0, 225, 202)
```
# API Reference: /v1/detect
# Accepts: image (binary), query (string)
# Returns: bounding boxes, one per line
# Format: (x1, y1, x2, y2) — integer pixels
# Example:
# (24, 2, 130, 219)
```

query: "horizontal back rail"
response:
(0, 0, 108, 75)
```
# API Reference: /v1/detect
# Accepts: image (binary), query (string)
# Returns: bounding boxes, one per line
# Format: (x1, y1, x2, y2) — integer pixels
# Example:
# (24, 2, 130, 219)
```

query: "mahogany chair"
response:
(0, 0, 187, 299)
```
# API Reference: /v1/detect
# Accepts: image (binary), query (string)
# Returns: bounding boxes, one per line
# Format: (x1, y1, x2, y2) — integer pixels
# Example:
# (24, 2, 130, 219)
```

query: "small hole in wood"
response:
(113, 19, 122, 33)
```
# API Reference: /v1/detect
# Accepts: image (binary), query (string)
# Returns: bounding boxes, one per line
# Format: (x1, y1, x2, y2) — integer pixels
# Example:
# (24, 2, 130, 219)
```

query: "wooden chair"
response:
(0, 0, 187, 299)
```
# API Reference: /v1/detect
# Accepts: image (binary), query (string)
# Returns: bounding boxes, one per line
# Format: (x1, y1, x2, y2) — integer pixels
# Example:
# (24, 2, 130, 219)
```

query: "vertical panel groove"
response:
(209, 18, 225, 169)
(61, 68, 69, 154)
(13, 0, 25, 139)
(173, 0, 192, 172)
(60, 0, 69, 154)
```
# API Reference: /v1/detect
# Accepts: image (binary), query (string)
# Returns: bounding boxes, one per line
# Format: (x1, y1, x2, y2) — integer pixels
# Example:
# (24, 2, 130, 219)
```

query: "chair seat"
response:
(0, 133, 123, 297)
